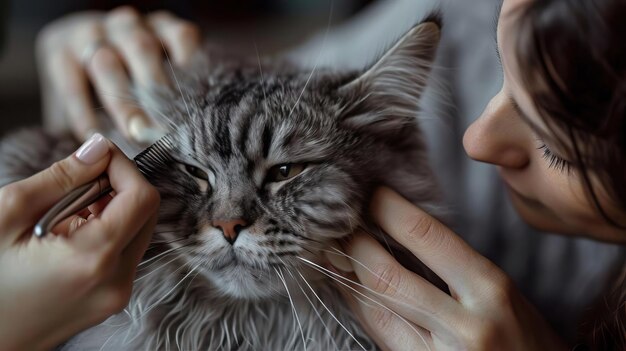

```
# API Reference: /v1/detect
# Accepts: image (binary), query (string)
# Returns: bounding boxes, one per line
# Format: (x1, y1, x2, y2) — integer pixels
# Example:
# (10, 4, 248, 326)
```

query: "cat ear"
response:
(338, 19, 441, 136)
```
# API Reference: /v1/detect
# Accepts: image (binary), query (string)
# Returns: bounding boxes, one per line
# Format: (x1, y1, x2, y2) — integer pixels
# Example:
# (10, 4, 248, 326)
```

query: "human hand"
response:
(36, 7, 201, 143)
(326, 187, 567, 350)
(0, 134, 160, 351)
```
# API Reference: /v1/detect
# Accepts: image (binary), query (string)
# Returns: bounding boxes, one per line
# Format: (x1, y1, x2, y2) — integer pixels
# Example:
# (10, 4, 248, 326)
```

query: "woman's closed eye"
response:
(538, 144, 573, 173)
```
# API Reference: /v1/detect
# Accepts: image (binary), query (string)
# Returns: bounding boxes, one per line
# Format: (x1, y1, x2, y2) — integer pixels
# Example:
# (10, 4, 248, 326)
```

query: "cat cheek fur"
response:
(273, 165, 364, 241)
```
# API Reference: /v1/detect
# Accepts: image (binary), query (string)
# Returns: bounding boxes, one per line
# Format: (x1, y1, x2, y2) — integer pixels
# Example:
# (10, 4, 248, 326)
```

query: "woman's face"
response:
(463, 0, 625, 242)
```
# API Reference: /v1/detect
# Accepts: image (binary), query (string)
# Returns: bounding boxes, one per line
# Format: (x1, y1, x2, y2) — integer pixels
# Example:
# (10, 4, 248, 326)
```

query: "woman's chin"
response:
(509, 191, 621, 242)
(507, 189, 580, 235)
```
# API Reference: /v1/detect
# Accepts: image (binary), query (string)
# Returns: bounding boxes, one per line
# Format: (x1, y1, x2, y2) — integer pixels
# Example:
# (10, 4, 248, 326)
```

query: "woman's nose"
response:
(463, 90, 530, 169)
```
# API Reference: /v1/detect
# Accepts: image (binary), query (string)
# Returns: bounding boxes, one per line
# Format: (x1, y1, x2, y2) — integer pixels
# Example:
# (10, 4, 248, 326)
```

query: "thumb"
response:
(0, 133, 112, 239)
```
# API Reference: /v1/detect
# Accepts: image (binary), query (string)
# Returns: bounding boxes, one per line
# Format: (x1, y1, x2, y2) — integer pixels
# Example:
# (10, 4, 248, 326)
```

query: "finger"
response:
(86, 210, 154, 318)
(87, 193, 113, 217)
(371, 187, 499, 299)
(86, 45, 150, 141)
(105, 6, 169, 88)
(345, 233, 460, 337)
(39, 59, 70, 136)
(51, 215, 84, 236)
(88, 209, 156, 320)
(0, 134, 111, 240)
(68, 216, 89, 235)
(47, 49, 99, 141)
(340, 286, 433, 351)
(51, 203, 98, 235)
(74, 143, 159, 253)
(147, 11, 201, 66)
(120, 210, 158, 274)
(93, 209, 157, 309)
(333, 283, 397, 351)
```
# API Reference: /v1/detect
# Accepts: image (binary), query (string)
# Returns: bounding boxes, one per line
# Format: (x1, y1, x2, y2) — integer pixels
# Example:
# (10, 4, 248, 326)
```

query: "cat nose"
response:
(212, 219, 248, 244)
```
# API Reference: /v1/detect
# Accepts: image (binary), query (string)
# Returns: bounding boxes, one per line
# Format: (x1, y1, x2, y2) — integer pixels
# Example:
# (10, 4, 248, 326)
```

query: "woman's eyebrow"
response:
(508, 94, 526, 119)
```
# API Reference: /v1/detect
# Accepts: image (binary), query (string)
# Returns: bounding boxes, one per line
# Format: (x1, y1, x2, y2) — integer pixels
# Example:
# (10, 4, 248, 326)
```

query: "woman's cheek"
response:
(543, 171, 600, 228)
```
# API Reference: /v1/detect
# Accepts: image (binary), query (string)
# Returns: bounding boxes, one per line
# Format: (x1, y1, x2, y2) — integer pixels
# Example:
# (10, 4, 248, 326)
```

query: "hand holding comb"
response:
(33, 135, 174, 237)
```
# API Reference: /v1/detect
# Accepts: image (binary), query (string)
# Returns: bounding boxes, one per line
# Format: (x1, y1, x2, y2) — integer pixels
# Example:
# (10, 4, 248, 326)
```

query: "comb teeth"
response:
(134, 134, 176, 178)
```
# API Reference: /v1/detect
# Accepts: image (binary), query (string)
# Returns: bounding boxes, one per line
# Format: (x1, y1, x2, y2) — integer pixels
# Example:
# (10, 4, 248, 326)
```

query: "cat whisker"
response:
(332, 196, 358, 232)
(181, 264, 203, 297)
(94, 90, 173, 124)
(151, 228, 181, 235)
(289, 269, 341, 351)
(135, 251, 190, 283)
(141, 262, 202, 318)
(147, 40, 199, 160)
(147, 236, 189, 247)
(351, 290, 376, 308)
(158, 38, 193, 124)
(131, 263, 192, 326)
(327, 246, 420, 300)
(98, 325, 125, 351)
(138, 242, 193, 268)
(277, 258, 338, 350)
(254, 42, 268, 118)
(299, 246, 318, 257)
(287, 0, 333, 120)
(136, 248, 192, 275)
(297, 256, 432, 351)
(307, 249, 423, 307)
(293, 269, 368, 351)
(274, 267, 308, 351)
(93, 89, 141, 103)
(357, 225, 396, 260)
(293, 232, 324, 245)
(140, 106, 172, 126)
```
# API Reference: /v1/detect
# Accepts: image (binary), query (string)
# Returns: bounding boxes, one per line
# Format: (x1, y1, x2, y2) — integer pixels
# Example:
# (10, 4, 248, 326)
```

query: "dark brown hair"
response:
(514, 0, 626, 349)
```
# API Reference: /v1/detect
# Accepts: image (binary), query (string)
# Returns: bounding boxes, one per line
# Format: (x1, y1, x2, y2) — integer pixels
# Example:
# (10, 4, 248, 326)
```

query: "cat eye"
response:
(266, 163, 307, 183)
(184, 164, 209, 181)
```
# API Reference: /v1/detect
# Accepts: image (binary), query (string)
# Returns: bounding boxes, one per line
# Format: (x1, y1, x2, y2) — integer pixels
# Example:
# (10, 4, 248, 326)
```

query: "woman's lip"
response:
(502, 180, 546, 209)
(498, 171, 545, 208)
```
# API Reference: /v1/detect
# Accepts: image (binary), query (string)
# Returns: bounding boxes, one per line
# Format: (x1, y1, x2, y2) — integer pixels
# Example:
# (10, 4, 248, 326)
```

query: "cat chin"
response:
(203, 266, 278, 300)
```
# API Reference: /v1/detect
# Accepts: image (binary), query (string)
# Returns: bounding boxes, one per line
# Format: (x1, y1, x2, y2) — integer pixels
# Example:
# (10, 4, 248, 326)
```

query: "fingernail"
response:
(129, 116, 165, 144)
(75, 133, 109, 164)
(324, 252, 354, 273)
(69, 217, 88, 234)
(128, 116, 148, 142)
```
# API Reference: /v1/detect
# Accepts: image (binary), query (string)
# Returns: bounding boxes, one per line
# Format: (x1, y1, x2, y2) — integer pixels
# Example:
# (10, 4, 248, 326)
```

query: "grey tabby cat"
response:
(0, 18, 443, 350)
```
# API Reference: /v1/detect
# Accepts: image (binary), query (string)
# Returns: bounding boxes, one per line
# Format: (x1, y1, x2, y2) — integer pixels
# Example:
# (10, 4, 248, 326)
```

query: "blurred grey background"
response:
(0, 0, 373, 135)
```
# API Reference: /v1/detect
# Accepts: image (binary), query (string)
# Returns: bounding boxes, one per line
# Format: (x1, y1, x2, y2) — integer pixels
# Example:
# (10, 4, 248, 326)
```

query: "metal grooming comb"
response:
(33, 135, 175, 238)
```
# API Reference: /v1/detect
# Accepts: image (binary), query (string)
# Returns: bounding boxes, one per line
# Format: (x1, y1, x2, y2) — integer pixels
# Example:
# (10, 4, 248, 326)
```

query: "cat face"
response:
(155, 81, 368, 298)
(142, 21, 441, 299)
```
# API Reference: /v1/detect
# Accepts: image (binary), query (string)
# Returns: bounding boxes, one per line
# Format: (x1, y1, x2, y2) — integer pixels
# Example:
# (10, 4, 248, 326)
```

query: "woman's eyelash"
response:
(538, 144, 573, 173)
